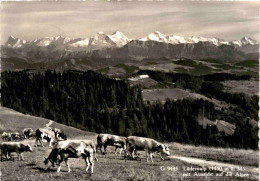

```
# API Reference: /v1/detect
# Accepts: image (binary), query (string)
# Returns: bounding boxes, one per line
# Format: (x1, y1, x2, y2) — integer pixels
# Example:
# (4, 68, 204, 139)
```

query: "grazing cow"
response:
(44, 140, 95, 173)
(96, 134, 126, 155)
(126, 136, 170, 162)
(23, 128, 34, 139)
(11, 132, 23, 141)
(114, 143, 124, 156)
(35, 128, 56, 148)
(0, 142, 33, 161)
(51, 128, 67, 140)
(1, 132, 11, 141)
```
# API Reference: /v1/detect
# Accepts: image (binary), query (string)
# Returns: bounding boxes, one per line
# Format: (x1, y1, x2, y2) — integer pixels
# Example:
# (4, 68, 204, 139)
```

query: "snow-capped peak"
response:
(140, 31, 167, 42)
(88, 31, 130, 47)
(108, 31, 130, 47)
(139, 32, 259, 47)
(4, 32, 259, 50)
(88, 32, 113, 47)
(231, 37, 258, 47)
(9, 35, 16, 40)
(241, 37, 258, 45)
(69, 38, 89, 47)
(5, 35, 27, 48)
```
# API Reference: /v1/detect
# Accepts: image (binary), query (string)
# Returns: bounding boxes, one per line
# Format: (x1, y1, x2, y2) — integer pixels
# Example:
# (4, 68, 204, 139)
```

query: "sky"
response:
(0, 1, 259, 44)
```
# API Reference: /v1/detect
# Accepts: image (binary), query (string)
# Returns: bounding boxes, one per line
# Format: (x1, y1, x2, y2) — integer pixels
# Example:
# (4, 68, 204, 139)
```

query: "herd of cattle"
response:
(0, 127, 170, 174)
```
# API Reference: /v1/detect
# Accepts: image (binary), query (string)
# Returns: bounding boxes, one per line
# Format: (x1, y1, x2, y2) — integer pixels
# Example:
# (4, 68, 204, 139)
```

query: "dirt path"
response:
(170, 155, 259, 179)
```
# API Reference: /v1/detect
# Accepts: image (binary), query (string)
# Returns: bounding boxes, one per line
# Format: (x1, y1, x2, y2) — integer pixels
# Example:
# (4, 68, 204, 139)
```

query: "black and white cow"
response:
(35, 127, 67, 148)
(0, 142, 33, 161)
(1, 132, 11, 141)
(44, 140, 95, 173)
(23, 128, 34, 139)
(11, 132, 24, 141)
(96, 134, 126, 155)
(51, 128, 67, 140)
(114, 143, 124, 156)
(35, 128, 56, 148)
(126, 136, 170, 162)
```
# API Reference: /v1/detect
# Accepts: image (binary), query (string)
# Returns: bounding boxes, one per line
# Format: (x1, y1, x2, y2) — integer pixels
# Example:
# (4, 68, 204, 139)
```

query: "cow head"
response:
(44, 157, 55, 170)
(21, 144, 33, 152)
(26, 144, 33, 152)
(157, 144, 170, 156)
(57, 131, 67, 140)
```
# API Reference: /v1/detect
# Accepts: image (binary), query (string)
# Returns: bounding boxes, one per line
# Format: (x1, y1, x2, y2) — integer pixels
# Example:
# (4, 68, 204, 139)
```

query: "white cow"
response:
(126, 136, 170, 162)
(1, 132, 11, 141)
(0, 142, 33, 161)
(44, 140, 95, 173)
(96, 134, 126, 155)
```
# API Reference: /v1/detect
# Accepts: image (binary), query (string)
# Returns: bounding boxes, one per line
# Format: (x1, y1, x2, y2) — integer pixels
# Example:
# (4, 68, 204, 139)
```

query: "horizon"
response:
(4, 30, 259, 43)
(1, 1, 259, 44)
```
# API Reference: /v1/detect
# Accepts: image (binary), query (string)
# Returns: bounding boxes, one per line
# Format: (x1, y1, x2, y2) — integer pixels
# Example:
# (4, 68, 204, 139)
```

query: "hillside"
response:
(0, 106, 95, 138)
(0, 106, 258, 181)
(1, 70, 258, 149)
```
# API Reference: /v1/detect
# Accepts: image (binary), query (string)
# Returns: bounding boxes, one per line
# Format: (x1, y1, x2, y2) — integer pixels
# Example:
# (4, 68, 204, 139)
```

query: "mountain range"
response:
(1, 31, 259, 69)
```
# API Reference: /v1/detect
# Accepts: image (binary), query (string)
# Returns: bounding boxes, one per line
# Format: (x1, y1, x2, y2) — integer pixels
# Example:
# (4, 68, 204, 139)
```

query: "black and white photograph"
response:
(0, 1, 259, 180)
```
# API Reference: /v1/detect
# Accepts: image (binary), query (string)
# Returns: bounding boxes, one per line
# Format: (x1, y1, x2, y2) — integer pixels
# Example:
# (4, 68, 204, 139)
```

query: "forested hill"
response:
(1, 70, 258, 149)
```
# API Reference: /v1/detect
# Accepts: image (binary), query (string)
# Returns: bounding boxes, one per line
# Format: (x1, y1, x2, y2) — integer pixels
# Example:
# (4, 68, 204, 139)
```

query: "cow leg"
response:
(20, 153, 24, 161)
(57, 159, 63, 173)
(57, 164, 62, 173)
(134, 149, 138, 158)
(85, 157, 90, 172)
(36, 138, 44, 147)
(57, 154, 64, 173)
(96, 144, 101, 154)
(7, 152, 14, 161)
(6, 152, 10, 160)
(119, 148, 123, 156)
(0, 151, 4, 161)
(17, 152, 21, 160)
(131, 149, 135, 159)
(65, 158, 71, 172)
(40, 135, 45, 147)
(40, 139, 44, 147)
(150, 153, 153, 163)
(158, 153, 164, 160)
(93, 149, 98, 162)
(90, 155, 94, 174)
(35, 138, 38, 147)
(146, 151, 149, 162)
(48, 141, 52, 148)
(4, 152, 8, 160)
(114, 147, 118, 156)
(104, 144, 108, 155)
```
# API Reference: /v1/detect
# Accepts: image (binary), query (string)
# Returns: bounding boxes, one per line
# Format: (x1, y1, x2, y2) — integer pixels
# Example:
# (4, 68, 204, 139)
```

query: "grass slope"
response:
(0, 106, 95, 138)
(0, 106, 258, 180)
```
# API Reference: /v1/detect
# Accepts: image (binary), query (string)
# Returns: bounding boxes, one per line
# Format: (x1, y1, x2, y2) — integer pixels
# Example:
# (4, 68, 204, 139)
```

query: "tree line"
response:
(1, 70, 258, 149)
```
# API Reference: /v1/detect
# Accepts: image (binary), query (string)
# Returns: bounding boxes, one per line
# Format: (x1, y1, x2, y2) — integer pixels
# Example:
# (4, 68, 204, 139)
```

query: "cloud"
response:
(1, 1, 259, 43)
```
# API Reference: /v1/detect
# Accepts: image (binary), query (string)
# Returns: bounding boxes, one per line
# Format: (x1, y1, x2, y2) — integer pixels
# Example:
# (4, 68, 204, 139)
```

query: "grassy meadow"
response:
(0, 107, 259, 180)
(1, 138, 257, 181)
